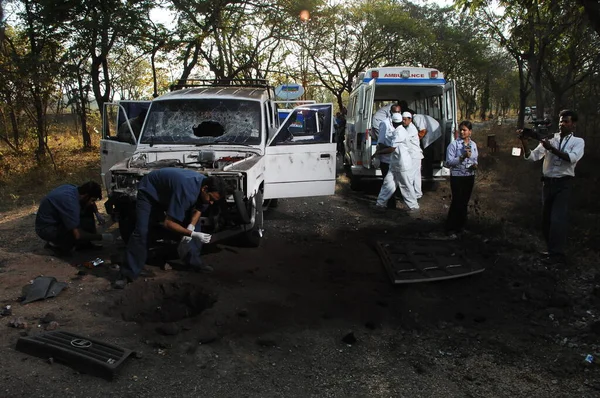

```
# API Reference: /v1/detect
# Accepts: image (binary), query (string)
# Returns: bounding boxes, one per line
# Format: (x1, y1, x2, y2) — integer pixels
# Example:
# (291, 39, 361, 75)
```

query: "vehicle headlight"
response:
(113, 173, 140, 190)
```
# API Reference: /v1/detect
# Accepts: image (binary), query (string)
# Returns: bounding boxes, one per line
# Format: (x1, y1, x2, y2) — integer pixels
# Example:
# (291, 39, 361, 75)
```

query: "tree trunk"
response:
(516, 59, 529, 129)
(91, 53, 110, 117)
(77, 69, 91, 148)
(479, 74, 490, 120)
(6, 96, 20, 149)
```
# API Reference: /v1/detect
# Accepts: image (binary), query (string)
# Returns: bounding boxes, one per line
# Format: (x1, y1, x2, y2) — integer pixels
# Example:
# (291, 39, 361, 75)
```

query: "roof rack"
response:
(170, 78, 272, 91)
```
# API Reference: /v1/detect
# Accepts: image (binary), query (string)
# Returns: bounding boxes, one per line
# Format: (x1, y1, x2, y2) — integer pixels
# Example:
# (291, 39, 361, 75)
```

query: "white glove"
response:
(191, 231, 211, 244)
(101, 233, 114, 242)
(95, 213, 106, 225)
(181, 224, 196, 243)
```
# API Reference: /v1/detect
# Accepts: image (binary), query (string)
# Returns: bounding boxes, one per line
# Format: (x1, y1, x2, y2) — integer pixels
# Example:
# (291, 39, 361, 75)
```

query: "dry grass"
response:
(0, 127, 102, 212)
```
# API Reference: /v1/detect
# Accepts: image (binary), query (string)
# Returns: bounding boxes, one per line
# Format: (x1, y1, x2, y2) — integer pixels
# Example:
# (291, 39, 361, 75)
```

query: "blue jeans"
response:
(122, 192, 203, 280)
(542, 177, 572, 257)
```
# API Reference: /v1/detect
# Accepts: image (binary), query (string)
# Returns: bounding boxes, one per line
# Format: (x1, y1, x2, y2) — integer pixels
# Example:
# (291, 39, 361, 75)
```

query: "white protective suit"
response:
(375, 122, 419, 210)
(412, 114, 441, 148)
(404, 114, 424, 199)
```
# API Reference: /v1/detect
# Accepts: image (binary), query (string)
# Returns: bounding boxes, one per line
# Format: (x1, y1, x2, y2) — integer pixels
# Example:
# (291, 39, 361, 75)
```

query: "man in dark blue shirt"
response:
(118, 168, 225, 285)
(35, 181, 110, 255)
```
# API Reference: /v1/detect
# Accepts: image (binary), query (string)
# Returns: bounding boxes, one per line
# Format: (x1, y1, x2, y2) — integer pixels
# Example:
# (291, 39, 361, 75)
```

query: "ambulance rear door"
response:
(437, 80, 457, 177)
(361, 77, 377, 168)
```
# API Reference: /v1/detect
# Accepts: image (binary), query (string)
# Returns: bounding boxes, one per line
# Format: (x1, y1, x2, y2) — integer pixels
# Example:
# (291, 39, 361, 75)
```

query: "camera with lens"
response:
(521, 118, 552, 140)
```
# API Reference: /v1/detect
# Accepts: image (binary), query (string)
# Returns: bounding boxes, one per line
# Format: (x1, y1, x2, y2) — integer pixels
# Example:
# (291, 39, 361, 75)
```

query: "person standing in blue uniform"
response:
(35, 181, 111, 255)
(118, 168, 225, 285)
(445, 121, 478, 236)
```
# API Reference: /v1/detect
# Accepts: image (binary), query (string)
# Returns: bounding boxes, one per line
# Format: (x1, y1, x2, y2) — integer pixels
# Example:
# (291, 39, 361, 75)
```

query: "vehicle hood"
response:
(110, 145, 263, 174)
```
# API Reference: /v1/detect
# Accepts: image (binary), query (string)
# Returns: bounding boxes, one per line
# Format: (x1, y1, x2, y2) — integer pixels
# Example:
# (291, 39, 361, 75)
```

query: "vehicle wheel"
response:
(117, 203, 136, 244)
(242, 191, 264, 248)
(118, 212, 135, 244)
(261, 198, 279, 212)
(350, 174, 361, 191)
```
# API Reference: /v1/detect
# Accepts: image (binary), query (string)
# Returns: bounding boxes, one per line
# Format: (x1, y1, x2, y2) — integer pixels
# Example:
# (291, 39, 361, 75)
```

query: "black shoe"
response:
(540, 255, 567, 268)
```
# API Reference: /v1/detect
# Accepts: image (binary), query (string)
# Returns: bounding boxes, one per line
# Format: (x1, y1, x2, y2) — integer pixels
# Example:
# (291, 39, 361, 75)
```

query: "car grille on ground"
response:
(16, 330, 134, 380)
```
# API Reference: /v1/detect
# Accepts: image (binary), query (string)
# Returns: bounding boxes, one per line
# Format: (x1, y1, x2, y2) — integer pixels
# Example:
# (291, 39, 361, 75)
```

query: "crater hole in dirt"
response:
(109, 282, 216, 323)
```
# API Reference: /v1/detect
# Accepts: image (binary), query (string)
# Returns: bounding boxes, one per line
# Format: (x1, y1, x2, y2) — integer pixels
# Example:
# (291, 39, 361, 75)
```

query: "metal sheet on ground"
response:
(375, 239, 485, 284)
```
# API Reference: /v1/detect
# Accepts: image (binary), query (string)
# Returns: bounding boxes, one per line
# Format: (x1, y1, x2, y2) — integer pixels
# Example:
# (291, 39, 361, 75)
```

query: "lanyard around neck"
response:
(559, 133, 572, 152)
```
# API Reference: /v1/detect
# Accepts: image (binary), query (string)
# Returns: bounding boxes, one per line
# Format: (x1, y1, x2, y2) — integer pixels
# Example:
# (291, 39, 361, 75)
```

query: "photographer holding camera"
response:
(517, 109, 585, 266)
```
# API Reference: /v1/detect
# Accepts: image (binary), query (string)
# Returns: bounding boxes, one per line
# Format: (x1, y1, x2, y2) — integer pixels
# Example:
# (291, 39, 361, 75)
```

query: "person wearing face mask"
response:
(372, 113, 419, 212)
(517, 109, 585, 266)
(402, 111, 424, 200)
(35, 181, 113, 256)
(116, 168, 226, 287)
(373, 104, 402, 209)
(445, 121, 478, 236)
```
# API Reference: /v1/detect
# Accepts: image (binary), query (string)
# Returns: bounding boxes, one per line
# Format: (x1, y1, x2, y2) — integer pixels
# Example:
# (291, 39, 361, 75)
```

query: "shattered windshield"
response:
(140, 99, 262, 145)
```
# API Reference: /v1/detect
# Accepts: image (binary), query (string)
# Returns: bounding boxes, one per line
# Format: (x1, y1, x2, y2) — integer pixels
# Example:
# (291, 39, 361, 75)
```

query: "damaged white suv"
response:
(100, 79, 336, 247)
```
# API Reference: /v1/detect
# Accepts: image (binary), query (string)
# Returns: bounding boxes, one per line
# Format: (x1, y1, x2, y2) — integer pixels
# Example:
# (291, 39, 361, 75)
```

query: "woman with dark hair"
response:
(445, 121, 478, 236)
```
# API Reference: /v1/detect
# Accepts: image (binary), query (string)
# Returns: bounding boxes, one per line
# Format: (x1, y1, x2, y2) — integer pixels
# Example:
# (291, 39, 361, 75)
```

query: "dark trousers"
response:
(379, 161, 397, 208)
(36, 207, 96, 251)
(542, 178, 572, 257)
(446, 175, 475, 233)
(122, 192, 203, 280)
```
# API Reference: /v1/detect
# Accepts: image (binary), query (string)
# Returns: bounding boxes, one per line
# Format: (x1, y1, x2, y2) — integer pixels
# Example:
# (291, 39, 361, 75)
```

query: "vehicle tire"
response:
(118, 212, 135, 244)
(350, 173, 361, 191)
(262, 198, 279, 210)
(242, 191, 264, 248)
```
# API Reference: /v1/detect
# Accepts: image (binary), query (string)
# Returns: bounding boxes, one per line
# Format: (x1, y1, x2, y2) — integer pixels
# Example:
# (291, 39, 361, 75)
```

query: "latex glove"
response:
(191, 231, 212, 244)
(101, 233, 114, 243)
(95, 212, 106, 225)
(181, 224, 196, 243)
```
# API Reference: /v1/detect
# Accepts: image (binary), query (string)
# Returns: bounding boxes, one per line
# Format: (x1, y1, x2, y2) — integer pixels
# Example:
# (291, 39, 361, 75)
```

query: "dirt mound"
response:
(107, 282, 217, 323)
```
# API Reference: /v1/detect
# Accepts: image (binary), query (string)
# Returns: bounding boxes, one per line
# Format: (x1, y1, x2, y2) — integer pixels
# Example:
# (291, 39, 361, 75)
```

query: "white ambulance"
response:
(343, 66, 457, 190)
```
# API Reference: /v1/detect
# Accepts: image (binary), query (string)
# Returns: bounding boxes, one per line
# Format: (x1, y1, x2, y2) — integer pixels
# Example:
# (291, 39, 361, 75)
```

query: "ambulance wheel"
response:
(242, 192, 264, 248)
(350, 174, 361, 191)
(261, 198, 279, 212)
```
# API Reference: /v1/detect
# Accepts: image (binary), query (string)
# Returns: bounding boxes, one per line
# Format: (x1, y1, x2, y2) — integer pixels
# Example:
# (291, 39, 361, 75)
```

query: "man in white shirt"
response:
(402, 112, 424, 199)
(372, 102, 400, 140)
(518, 109, 585, 266)
(374, 104, 402, 208)
(372, 113, 419, 212)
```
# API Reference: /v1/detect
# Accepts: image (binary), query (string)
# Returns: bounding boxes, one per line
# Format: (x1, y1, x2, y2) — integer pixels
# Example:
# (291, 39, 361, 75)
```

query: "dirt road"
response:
(1, 136, 599, 397)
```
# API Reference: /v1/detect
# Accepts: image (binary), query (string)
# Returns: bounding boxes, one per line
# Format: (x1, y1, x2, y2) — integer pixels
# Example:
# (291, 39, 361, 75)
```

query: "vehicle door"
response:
(100, 101, 150, 191)
(436, 81, 457, 177)
(442, 81, 457, 146)
(264, 104, 336, 199)
(361, 77, 377, 168)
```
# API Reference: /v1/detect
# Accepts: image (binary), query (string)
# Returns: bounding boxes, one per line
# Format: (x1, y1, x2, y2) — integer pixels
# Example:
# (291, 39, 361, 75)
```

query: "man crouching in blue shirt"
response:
(116, 168, 225, 287)
(35, 181, 111, 256)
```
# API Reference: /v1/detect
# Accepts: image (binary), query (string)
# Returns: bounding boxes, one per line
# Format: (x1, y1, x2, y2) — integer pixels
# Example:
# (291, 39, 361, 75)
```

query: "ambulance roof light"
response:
(371, 70, 379, 79)
(430, 70, 439, 79)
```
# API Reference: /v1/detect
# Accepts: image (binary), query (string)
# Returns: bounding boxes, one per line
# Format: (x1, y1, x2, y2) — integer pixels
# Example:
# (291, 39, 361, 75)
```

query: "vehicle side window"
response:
(445, 90, 453, 120)
(270, 105, 332, 146)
